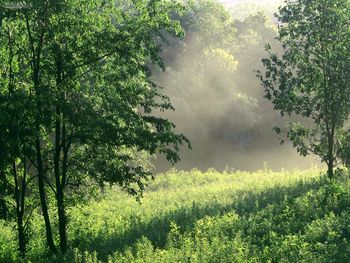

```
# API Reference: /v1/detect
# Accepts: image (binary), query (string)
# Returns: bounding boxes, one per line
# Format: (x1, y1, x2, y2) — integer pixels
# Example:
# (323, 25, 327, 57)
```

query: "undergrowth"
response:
(1, 167, 350, 262)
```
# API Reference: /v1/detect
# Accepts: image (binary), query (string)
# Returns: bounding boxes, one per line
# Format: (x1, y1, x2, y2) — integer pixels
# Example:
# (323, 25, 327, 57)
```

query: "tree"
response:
(0, 0, 189, 255)
(0, 2, 38, 255)
(155, 1, 286, 171)
(257, 0, 350, 178)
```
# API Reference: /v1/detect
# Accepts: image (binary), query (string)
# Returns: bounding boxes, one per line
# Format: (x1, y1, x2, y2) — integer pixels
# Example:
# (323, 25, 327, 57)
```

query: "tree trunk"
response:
(57, 188, 67, 253)
(54, 108, 67, 253)
(8, 23, 26, 255)
(17, 210, 26, 256)
(327, 132, 335, 179)
(26, 11, 56, 253)
(54, 45, 68, 254)
(19, 160, 27, 256)
(36, 138, 57, 253)
(327, 160, 334, 179)
(13, 162, 26, 256)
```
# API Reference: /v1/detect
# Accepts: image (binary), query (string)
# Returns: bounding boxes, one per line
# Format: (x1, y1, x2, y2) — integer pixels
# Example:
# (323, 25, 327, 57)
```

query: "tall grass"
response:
(1, 167, 350, 262)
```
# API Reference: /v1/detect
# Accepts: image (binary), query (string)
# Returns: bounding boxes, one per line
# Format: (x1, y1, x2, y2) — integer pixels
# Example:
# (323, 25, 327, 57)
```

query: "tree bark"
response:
(54, 46, 68, 253)
(54, 108, 67, 253)
(35, 138, 57, 253)
(327, 161, 334, 179)
(327, 130, 335, 179)
(13, 162, 26, 256)
(56, 186, 67, 253)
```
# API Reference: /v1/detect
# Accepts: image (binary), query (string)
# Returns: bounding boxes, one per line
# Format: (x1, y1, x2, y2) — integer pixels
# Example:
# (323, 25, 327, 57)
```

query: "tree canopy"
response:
(0, 0, 189, 255)
(258, 0, 350, 178)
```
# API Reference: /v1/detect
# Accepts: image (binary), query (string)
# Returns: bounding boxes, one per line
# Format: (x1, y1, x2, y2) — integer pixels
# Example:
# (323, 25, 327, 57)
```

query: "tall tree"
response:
(257, 0, 350, 178)
(0, 2, 38, 255)
(0, 0, 189, 255)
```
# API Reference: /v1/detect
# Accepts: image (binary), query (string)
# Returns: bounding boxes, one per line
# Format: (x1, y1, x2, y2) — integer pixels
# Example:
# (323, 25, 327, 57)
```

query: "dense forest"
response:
(0, 0, 350, 262)
(153, 0, 320, 172)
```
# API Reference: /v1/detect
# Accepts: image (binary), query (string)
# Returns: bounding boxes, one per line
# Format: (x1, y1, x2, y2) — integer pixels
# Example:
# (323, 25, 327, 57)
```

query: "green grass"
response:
(2, 167, 350, 262)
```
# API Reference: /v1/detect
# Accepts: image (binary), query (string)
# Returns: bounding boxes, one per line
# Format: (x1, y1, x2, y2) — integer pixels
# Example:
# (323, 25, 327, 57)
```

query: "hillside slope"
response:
(2, 168, 350, 262)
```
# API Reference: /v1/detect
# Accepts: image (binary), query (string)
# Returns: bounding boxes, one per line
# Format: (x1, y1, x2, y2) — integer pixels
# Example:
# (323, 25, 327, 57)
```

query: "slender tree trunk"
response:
(8, 36, 27, 255)
(25, 10, 56, 253)
(54, 120, 68, 255)
(19, 159, 27, 255)
(327, 131, 335, 179)
(35, 138, 57, 253)
(7, 28, 27, 255)
(54, 107, 67, 253)
(17, 211, 25, 256)
(327, 161, 334, 179)
(54, 45, 68, 253)
(33, 71, 56, 253)
(56, 186, 67, 253)
(58, 124, 69, 254)
(60, 131, 69, 253)
(13, 162, 26, 256)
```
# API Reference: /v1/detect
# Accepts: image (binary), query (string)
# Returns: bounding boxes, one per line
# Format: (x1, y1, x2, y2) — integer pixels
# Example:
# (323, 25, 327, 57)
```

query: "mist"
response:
(153, 0, 320, 172)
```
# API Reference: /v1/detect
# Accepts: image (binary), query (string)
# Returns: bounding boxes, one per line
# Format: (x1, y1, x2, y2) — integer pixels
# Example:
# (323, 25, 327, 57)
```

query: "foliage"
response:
(2, 167, 350, 262)
(229, 1, 281, 21)
(0, 0, 189, 255)
(257, 0, 350, 178)
(154, 0, 288, 171)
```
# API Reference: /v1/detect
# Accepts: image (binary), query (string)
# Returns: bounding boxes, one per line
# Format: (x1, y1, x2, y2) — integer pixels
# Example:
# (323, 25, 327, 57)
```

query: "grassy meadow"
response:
(1, 167, 350, 262)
